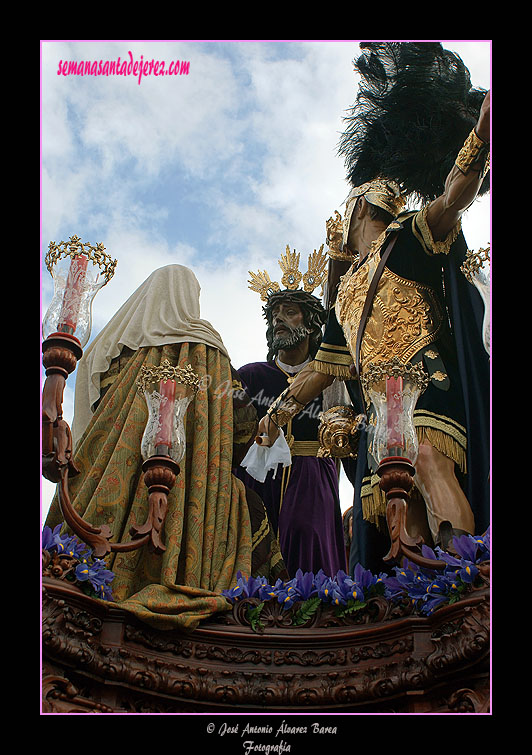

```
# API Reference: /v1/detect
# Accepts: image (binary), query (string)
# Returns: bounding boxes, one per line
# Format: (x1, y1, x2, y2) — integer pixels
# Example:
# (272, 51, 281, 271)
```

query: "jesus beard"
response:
(271, 324, 311, 354)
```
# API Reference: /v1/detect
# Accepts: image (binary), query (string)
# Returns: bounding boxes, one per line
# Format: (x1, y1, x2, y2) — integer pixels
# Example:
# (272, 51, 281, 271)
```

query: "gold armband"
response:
(266, 388, 306, 428)
(327, 247, 357, 263)
(455, 129, 490, 175)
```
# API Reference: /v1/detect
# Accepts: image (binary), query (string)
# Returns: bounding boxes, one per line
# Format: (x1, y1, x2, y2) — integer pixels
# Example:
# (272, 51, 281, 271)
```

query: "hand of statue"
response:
(257, 414, 280, 446)
(475, 90, 490, 143)
(326, 211, 343, 253)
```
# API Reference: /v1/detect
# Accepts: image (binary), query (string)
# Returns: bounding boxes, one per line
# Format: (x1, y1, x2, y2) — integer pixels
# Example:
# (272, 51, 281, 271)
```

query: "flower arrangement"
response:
(384, 528, 490, 615)
(222, 564, 388, 632)
(42, 523, 115, 601)
(222, 529, 490, 631)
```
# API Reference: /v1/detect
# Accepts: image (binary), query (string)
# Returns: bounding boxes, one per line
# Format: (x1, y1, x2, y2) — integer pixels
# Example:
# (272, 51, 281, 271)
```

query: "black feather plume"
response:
(338, 42, 489, 203)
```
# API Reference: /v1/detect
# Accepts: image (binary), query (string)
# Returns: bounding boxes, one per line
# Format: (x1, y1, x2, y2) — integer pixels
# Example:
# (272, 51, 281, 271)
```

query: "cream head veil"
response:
(71, 264, 229, 446)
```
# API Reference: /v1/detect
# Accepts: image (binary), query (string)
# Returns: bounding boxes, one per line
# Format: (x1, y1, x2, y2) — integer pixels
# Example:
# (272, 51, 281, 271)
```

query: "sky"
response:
(40, 40, 491, 523)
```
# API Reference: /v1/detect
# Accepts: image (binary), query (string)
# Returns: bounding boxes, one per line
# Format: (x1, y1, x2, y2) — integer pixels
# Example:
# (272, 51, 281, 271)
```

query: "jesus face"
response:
(270, 301, 310, 353)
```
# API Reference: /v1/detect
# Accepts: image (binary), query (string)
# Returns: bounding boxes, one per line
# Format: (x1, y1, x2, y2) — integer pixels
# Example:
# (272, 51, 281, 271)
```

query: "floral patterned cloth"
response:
(45, 342, 257, 631)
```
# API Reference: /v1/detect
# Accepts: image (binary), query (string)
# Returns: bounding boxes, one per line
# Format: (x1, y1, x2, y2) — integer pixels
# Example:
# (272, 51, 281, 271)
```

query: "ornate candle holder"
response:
(42, 236, 131, 558)
(317, 405, 364, 459)
(361, 357, 445, 569)
(43, 236, 118, 348)
(42, 237, 117, 482)
(461, 246, 490, 355)
(131, 359, 201, 554)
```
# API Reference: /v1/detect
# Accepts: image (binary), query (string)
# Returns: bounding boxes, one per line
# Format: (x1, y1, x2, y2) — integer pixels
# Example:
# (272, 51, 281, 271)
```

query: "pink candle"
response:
(386, 376, 404, 451)
(155, 379, 176, 449)
(57, 255, 89, 334)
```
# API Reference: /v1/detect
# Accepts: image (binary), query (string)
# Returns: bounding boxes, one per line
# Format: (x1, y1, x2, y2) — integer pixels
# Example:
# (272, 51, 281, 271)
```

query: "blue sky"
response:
(41, 40, 491, 519)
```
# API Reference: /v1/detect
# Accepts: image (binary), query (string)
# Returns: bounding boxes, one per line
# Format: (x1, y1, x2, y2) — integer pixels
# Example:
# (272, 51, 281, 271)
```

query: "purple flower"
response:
(258, 578, 284, 602)
(382, 575, 407, 601)
(316, 575, 337, 603)
(334, 570, 365, 604)
(221, 533, 488, 624)
(42, 524, 62, 551)
(353, 562, 380, 590)
(420, 543, 441, 562)
(222, 572, 268, 602)
(292, 569, 317, 600)
(452, 528, 490, 563)
(457, 562, 479, 584)
(74, 558, 115, 600)
(276, 582, 300, 609)
(221, 583, 245, 601)
(42, 524, 90, 560)
(245, 574, 268, 598)
(419, 592, 451, 615)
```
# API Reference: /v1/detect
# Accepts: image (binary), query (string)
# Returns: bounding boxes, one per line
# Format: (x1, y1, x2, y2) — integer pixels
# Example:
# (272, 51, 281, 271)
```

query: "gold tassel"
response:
(361, 475, 387, 529)
(416, 426, 467, 473)
(360, 425, 467, 529)
(309, 359, 352, 380)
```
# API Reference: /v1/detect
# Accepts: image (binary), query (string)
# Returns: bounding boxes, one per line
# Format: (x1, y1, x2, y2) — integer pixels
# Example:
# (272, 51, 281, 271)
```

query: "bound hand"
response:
(257, 414, 280, 446)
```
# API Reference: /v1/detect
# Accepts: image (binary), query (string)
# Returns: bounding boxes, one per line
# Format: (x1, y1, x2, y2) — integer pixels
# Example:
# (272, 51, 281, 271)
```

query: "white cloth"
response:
(71, 264, 229, 446)
(239, 429, 292, 483)
(275, 357, 310, 374)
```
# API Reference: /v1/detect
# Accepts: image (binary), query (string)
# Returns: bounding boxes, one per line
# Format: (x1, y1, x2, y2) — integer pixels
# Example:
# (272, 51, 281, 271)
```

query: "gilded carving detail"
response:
(336, 258, 443, 375)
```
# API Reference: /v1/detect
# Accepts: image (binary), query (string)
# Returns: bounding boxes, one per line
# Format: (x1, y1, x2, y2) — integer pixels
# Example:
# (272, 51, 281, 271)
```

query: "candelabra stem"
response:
(42, 333, 83, 482)
(42, 334, 170, 558)
(129, 456, 180, 555)
(378, 456, 446, 569)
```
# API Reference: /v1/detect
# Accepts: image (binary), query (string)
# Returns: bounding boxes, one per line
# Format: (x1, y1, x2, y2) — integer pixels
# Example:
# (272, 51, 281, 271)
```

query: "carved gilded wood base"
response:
(42, 578, 490, 714)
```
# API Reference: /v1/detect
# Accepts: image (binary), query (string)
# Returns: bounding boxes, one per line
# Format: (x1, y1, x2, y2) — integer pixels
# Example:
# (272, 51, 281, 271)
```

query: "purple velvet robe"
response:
(235, 361, 346, 579)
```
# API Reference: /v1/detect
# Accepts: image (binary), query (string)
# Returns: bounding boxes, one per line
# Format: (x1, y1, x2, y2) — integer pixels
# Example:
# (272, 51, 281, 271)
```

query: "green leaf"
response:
(334, 599, 367, 618)
(246, 602, 265, 633)
(292, 597, 321, 626)
(369, 581, 386, 597)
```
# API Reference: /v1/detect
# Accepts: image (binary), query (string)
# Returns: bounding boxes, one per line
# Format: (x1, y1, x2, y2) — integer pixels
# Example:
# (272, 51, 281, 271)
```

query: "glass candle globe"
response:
(361, 358, 429, 466)
(42, 237, 117, 348)
(137, 360, 200, 465)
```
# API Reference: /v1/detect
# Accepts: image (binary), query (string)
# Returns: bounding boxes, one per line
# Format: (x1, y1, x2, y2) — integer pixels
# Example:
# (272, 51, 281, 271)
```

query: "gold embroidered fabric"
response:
(412, 206, 462, 257)
(335, 252, 444, 387)
(455, 128, 489, 175)
(45, 342, 255, 632)
(290, 440, 322, 456)
(266, 390, 306, 429)
(312, 340, 354, 380)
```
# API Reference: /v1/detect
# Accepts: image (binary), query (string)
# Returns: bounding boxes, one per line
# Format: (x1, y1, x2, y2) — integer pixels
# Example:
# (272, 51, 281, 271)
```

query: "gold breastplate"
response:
(335, 256, 444, 372)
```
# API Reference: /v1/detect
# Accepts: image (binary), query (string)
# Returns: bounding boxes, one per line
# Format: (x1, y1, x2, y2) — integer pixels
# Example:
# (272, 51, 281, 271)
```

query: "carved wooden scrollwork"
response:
(42, 579, 490, 713)
(42, 671, 114, 713)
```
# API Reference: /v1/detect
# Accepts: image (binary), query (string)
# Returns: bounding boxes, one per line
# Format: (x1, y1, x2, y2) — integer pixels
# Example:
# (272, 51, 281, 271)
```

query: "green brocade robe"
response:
(46, 341, 280, 631)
